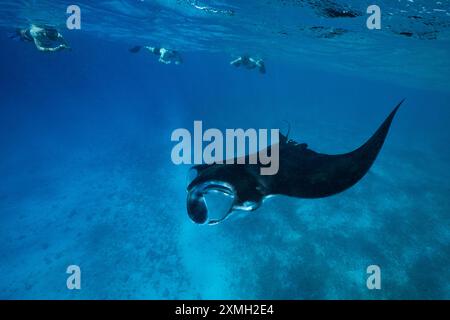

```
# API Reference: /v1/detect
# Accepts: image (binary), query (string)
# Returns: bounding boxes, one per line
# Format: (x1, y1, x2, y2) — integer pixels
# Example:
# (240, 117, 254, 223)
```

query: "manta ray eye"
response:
(187, 181, 236, 225)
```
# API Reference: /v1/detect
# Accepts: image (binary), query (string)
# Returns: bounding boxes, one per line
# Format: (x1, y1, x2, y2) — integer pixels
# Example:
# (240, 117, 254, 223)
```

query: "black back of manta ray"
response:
(187, 100, 404, 224)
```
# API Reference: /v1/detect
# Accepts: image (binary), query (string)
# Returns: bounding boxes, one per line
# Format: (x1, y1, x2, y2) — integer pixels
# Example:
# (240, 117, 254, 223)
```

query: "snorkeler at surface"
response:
(129, 45, 183, 65)
(11, 24, 70, 52)
(230, 56, 266, 74)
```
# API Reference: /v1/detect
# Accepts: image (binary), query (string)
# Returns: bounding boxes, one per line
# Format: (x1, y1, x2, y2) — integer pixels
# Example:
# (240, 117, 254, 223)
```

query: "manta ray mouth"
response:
(187, 181, 236, 225)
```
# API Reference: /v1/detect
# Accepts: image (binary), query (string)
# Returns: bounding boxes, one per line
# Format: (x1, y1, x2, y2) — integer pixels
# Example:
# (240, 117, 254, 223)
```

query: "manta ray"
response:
(186, 100, 404, 225)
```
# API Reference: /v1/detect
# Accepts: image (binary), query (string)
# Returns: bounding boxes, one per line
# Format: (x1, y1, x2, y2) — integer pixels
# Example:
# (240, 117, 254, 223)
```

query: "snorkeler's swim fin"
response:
(129, 45, 142, 53)
(258, 60, 266, 74)
(8, 29, 21, 41)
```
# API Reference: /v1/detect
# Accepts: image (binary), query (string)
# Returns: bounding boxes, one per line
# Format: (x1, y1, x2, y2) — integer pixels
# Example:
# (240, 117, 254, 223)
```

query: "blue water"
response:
(0, 1, 449, 299)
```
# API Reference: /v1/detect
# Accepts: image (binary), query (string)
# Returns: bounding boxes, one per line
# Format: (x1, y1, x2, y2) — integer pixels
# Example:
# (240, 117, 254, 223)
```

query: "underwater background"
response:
(0, 0, 449, 299)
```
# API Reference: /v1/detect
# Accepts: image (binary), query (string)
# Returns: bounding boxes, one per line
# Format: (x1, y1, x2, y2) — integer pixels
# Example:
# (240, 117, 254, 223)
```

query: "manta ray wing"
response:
(186, 100, 404, 224)
(271, 100, 404, 198)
